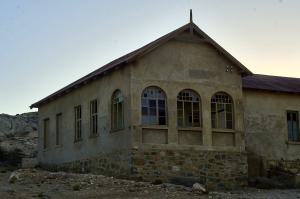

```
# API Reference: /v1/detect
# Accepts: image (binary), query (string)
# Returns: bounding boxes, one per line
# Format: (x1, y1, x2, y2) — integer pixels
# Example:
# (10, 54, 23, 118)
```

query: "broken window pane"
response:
(112, 90, 124, 130)
(211, 92, 233, 129)
(177, 90, 201, 127)
(141, 87, 167, 125)
(287, 111, 299, 142)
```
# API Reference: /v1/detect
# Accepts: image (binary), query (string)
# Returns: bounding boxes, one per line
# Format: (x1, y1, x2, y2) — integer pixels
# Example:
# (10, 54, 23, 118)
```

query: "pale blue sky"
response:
(1, 0, 300, 115)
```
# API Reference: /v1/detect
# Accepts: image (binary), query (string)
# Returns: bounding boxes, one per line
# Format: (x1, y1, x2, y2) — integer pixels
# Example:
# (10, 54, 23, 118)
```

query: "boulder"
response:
(8, 171, 20, 183)
(192, 183, 208, 193)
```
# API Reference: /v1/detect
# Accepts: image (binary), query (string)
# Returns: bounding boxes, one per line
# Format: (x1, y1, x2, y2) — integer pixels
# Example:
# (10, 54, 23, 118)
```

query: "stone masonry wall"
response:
(267, 159, 300, 175)
(41, 148, 248, 190)
(131, 148, 248, 190)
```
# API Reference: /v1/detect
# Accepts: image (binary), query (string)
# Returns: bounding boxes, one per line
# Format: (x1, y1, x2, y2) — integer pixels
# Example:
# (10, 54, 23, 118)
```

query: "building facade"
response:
(31, 20, 300, 189)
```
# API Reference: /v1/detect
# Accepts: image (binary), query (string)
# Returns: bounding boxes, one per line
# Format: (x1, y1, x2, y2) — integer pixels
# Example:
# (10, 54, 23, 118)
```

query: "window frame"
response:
(111, 90, 124, 131)
(141, 86, 168, 126)
(287, 110, 300, 142)
(177, 89, 201, 128)
(211, 92, 234, 130)
(74, 105, 82, 142)
(55, 113, 62, 146)
(43, 118, 50, 149)
(90, 99, 98, 137)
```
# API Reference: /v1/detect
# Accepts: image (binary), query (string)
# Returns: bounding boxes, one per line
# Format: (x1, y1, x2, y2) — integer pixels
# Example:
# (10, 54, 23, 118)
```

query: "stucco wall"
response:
(36, 34, 250, 188)
(38, 36, 247, 163)
(129, 39, 245, 150)
(38, 65, 132, 164)
(244, 90, 300, 161)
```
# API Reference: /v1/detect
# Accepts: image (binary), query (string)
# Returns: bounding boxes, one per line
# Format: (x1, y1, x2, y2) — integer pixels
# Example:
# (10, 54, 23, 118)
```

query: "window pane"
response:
(142, 107, 148, 116)
(177, 101, 183, 110)
(287, 111, 299, 141)
(184, 101, 192, 127)
(56, 114, 62, 145)
(142, 99, 148, 107)
(113, 104, 118, 129)
(178, 117, 183, 127)
(211, 103, 216, 128)
(226, 120, 233, 129)
(117, 102, 123, 129)
(44, 119, 49, 149)
(149, 108, 156, 116)
(159, 117, 166, 125)
(158, 100, 165, 109)
(149, 100, 156, 108)
(159, 109, 165, 117)
(211, 93, 233, 129)
(141, 87, 167, 125)
(193, 102, 200, 127)
(226, 104, 232, 113)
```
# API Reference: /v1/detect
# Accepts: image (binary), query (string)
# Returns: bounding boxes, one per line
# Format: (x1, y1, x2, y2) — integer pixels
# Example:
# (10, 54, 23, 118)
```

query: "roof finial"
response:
(190, 9, 193, 23)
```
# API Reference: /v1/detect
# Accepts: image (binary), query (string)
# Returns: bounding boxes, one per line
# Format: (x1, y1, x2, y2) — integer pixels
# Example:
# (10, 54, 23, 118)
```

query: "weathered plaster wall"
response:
(37, 35, 248, 188)
(38, 66, 132, 164)
(129, 39, 245, 150)
(244, 90, 300, 162)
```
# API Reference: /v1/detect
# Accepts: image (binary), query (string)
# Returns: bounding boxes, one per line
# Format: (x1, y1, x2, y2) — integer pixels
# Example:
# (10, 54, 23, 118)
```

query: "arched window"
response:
(177, 90, 201, 127)
(211, 92, 233, 129)
(112, 90, 124, 130)
(141, 87, 167, 125)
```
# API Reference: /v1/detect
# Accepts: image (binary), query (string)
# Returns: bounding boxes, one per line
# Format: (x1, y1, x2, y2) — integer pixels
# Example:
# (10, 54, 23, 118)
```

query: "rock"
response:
(0, 112, 38, 159)
(192, 183, 208, 194)
(0, 112, 38, 137)
(8, 171, 20, 183)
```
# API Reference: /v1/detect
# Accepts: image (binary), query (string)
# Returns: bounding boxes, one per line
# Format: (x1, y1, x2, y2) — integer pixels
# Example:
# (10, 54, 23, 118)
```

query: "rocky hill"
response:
(0, 112, 38, 158)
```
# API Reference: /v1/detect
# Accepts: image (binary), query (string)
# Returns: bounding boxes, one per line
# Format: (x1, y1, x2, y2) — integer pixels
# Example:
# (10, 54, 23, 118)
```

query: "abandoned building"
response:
(30, 14, 300, 189)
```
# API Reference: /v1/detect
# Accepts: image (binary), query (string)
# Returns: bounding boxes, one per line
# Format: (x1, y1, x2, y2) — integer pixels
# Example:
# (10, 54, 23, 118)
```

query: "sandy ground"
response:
(0, 167, 300, 199)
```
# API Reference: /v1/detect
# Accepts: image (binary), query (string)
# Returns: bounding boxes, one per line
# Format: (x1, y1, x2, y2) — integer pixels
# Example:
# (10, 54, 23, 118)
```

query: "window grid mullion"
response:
(191, 101, 194, 127)
(182, 100, 185, 127)
(156, 99, 159, 125)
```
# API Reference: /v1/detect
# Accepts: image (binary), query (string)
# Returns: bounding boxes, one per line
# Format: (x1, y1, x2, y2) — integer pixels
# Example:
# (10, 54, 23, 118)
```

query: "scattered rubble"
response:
(0, 168, 300, 199)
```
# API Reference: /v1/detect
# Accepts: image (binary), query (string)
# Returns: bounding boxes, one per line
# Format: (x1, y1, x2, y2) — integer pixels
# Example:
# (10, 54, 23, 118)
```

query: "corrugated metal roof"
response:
(242, 74, 300, 94)
(30, 22, 252, 108)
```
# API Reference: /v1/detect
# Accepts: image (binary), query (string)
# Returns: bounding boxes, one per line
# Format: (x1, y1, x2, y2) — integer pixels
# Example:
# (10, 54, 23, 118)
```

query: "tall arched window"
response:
(177, 89, 201, 127)
(211, 92, 233, 129)
(112, 90, 124, 130)
(141, 87, 167, 125)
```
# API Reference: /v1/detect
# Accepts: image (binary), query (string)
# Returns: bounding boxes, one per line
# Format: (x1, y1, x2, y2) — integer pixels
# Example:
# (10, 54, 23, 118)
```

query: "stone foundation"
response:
(131, 148, 248, 190)
(41, 148, 248, 190)
(267, 159, 300, 174)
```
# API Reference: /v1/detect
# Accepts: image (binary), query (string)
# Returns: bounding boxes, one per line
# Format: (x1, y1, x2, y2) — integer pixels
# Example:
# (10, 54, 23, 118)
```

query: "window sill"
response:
(110, 128, 125, 133)
(286, 141, 300, 145)
(141, 125, 168, 130)
(212, 128, 236, 133)
(177, 127, 202, 131)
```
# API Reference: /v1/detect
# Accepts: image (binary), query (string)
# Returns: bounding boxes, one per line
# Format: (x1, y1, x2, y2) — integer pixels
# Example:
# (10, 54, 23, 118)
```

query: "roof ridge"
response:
(31, 22, 252, 108)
